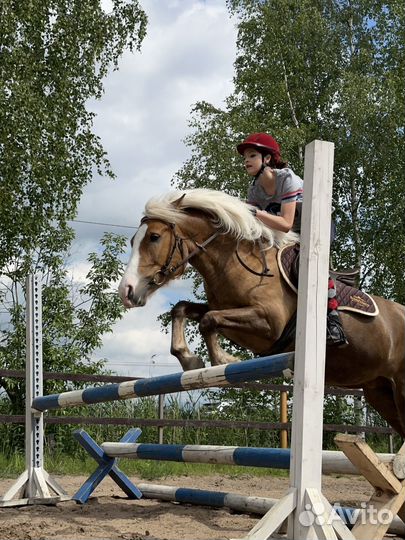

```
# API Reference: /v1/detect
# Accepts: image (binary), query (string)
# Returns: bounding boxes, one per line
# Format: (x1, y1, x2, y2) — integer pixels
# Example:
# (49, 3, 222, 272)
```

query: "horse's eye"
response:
(150, 233, 160, 243)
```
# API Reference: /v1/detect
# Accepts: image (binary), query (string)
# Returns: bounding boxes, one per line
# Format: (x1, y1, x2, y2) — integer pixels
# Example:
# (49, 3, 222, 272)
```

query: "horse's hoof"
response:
(181, 356, 205, 371)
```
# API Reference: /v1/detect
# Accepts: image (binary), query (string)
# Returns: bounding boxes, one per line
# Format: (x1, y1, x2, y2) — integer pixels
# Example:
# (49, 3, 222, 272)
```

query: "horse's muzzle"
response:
(125, 284, 147, 307)
(118, 282, 145, 308)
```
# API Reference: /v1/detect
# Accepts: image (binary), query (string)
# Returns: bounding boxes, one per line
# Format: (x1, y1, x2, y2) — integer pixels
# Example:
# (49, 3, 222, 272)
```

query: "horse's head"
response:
(118, 218, 187, 308)
(118, 188, 297, 309)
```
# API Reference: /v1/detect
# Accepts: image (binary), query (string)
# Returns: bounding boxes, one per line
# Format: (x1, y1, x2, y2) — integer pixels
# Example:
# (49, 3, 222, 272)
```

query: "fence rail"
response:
(0, 415, 395, 435)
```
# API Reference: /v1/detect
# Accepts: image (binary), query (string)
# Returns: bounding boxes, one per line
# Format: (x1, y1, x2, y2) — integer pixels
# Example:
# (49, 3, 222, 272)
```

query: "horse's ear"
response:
(172, 193, 186, 208)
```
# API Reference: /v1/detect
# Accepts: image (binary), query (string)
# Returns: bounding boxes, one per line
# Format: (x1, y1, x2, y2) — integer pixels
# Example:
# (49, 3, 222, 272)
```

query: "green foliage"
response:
(0, 232, 127, 417)
(0, 1, 147, 414)
(0, 0, 147, 271)
(175, 0, 405, 303)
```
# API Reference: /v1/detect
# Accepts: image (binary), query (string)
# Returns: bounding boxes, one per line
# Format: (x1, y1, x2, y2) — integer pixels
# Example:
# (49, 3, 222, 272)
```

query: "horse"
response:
(118, 188, 405, 437)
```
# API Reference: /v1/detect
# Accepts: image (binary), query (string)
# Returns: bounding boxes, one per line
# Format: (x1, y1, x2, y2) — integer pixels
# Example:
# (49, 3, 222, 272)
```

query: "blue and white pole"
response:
(32, 352, 294, 412)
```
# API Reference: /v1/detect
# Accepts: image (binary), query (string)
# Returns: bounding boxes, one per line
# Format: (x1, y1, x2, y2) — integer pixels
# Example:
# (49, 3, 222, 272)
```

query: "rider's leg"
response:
(326, 277, 348, 346)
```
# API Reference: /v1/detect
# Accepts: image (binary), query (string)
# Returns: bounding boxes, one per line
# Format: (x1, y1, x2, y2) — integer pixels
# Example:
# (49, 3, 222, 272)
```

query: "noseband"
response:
(140, 217, 221, 287)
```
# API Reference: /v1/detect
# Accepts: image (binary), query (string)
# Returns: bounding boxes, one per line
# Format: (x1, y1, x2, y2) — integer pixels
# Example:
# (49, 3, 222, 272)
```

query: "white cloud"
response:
(70, 0, 237, 376)
(75, 0, 236, 234)
(96, 288, 184, 378)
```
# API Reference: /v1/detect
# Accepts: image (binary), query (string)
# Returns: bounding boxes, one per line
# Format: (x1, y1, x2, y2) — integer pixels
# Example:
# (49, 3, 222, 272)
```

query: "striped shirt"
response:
(247, 167, 303, 233)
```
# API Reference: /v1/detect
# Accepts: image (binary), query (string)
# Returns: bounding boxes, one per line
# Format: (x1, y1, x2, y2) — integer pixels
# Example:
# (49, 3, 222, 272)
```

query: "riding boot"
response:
(326, 311, 348, 346)
(326, 277, 348, 346)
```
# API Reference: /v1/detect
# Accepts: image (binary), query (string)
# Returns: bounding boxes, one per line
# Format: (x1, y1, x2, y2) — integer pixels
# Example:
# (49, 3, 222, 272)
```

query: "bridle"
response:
(140, 216, 274, 287)
(140, 217, 221, 287)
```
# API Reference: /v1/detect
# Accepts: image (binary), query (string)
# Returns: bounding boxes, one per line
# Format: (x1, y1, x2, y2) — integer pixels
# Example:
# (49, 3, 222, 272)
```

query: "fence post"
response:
(158, 394, 165, 444)
(280, 390, 288, 449)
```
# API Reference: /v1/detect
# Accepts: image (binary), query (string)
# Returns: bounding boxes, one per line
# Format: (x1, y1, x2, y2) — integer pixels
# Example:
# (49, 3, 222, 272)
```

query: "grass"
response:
(0, 451, 289, 481)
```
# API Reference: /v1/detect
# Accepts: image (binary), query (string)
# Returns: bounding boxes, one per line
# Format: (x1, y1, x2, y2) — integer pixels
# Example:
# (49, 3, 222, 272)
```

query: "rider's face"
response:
(243, 148, 270, 176)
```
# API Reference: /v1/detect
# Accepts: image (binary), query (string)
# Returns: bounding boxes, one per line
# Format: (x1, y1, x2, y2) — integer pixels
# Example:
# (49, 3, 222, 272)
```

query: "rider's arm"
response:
(256, 201, 297, 233)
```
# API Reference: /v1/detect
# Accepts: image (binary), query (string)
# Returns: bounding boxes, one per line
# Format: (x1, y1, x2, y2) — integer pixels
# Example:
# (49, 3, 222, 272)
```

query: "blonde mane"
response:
(144, 188, 299, 248)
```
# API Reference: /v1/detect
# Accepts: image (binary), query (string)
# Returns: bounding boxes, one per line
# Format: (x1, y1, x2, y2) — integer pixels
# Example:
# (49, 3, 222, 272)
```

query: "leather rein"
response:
(236, 241, 274, 277)
(141, 217, 273, 287)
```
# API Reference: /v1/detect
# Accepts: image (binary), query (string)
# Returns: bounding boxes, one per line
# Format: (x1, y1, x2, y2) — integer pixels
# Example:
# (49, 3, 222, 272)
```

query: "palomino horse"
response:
(119, 189, 405, 437)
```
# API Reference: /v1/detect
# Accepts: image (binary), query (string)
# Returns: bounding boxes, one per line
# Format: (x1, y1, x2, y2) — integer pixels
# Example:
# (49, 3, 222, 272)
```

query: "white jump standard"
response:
(0, 275, 68, 507)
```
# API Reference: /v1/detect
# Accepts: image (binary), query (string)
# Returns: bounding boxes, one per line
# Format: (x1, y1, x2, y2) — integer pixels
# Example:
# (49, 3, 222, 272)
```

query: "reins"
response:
(141, 216, 273, 286)
(235, 238, 274, 277)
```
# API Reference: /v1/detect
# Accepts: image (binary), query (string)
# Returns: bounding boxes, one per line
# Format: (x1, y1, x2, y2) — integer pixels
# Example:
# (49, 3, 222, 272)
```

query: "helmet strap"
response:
(253, 163, 266, 183)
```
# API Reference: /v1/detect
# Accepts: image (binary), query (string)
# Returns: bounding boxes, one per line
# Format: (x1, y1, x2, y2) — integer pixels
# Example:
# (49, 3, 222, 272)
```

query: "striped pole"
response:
(32, 352, 294, 412)
(101, 442, 401, 477)
(137, 483, 405, 537)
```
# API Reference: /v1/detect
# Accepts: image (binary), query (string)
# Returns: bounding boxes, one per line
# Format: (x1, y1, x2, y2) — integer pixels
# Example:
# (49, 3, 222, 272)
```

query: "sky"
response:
(68, 1, 238, 378)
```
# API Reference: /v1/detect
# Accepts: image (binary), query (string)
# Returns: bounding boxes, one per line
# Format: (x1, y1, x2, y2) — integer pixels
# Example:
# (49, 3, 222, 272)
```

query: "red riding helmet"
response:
(237, 133, 281, 162)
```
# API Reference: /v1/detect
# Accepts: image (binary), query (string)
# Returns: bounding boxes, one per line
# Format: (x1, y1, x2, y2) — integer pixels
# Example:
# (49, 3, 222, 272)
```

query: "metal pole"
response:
(158, 394, 165, 444)
(25, 274, 44, 496)
(280, 390, 288, 449)
(0, 275, 67, 506)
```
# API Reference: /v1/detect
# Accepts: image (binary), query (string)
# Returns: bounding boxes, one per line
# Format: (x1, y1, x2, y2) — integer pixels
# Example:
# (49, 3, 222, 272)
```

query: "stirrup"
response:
(326, 317, 348, 346)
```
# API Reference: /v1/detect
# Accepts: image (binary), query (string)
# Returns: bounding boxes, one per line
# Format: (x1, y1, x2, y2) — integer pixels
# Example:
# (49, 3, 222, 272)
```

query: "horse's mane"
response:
(144, 188, 299, 248)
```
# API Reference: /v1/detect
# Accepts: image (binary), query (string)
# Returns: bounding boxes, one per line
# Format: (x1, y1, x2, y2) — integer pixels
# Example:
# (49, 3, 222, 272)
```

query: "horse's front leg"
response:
(170, 301, 210, 371)
(199, 306, 272, 366)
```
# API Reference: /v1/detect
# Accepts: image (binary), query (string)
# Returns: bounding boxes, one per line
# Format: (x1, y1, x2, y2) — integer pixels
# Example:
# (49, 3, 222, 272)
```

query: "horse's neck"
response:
(181, 216, 278, 282)
(179, 216, 230, 275)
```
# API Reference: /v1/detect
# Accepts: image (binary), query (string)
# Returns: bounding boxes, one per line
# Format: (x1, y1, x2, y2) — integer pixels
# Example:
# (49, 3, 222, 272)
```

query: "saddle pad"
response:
(277, 244, 379, 317)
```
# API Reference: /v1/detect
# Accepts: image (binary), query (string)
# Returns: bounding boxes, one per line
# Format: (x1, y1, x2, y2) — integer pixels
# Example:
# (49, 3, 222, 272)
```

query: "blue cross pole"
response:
(72, 428, 143, 504)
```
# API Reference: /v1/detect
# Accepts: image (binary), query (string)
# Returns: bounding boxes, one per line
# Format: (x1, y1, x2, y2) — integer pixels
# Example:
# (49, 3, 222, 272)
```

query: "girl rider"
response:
(237, 132, 347, 346)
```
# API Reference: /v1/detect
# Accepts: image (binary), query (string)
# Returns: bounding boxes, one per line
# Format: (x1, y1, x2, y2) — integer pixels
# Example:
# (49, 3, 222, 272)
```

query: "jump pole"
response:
(71, 425, 405, 504)
(100, 441, 403, 477)
(136, 483, 405, 537)
(31, 353, 294, 412)
(237, 140, 355, 540)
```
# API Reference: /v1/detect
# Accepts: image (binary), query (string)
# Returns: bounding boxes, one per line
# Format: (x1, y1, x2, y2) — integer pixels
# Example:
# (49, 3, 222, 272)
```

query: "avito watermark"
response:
(298, 501, 393, 528)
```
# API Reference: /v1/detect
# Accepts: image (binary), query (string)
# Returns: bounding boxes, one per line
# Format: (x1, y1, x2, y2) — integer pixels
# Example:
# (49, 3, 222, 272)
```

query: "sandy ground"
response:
(0, 473, 401, 540)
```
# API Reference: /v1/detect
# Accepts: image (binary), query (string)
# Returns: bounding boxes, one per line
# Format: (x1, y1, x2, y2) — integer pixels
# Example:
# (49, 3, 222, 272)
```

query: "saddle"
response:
(277, 244, 379, 317)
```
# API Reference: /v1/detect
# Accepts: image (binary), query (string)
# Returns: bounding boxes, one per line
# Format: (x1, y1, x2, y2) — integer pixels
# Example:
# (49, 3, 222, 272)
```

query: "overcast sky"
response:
(68, 1, 237, 377)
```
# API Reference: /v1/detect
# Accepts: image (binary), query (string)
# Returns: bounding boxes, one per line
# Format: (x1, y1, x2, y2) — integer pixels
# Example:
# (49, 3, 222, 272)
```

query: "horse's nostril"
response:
(127, 285, 134, 302)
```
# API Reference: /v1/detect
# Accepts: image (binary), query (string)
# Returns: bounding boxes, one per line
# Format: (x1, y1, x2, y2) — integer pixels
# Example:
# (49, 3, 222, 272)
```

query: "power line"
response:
(70, 219, 138, 230)
(106, 362, 180, 367)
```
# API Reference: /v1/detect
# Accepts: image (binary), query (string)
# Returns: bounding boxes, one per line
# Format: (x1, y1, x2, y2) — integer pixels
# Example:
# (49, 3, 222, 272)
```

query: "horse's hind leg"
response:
(363, 378, 405, 438)
(170, 301, 209, 371)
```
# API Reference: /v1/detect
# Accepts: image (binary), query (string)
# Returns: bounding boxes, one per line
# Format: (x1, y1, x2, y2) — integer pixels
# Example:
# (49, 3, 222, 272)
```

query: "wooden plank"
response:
(0, 414, 396, 436)
(288, 140, 340, 539)
(33, 468, 51, 499)
(0, 369, 142, 383)
(0, 470, 28, 502)
(335, 434, 403, 493)
(351, 485, 405, 540)
(236, 489, 297, 540)
(305, 488, 338, 540)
